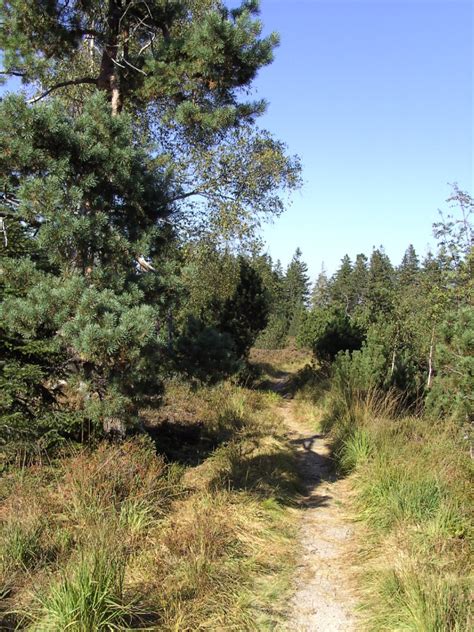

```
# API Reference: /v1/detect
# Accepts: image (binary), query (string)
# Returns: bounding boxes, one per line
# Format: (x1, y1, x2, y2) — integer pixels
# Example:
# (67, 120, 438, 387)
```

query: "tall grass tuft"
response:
(29, 549, 133, 631)
(336, 427, 374, 474)
(366, 565, 472, 632)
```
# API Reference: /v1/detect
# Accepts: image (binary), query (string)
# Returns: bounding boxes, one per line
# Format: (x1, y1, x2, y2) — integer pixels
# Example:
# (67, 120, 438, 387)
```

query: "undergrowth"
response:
(0, 380, 298, 630)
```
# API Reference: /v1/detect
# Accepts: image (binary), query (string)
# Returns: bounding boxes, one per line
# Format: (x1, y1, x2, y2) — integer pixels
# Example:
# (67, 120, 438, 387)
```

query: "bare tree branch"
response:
(122, 58, 148, 76)
(0, 69, 26, 77)
(27, 77, 97, 104)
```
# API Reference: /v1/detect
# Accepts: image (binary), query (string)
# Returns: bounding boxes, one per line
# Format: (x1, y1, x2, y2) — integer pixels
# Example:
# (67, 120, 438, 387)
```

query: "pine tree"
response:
(216, 258, 269, 358)
(0, 1, 301, 442)
(365, 247, 395, 321)
(329, 255, 353, 314)
(1, 0, 278, 119)
(0, 94, 172, 440)
(0, 1, 301, 243)
(350, 253, 369, 313)
(398, 244, 420, 286)
(253, 255, 288, 349)
(283, 247, 310, 337)
(310, 265, 330, 310)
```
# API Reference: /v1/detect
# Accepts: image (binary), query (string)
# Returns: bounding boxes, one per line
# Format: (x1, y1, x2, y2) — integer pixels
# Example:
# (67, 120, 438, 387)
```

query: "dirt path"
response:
(280, 401, 359, 632)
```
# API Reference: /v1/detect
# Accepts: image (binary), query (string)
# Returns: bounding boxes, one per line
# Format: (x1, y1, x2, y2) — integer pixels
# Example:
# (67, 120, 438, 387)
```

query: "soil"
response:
(281, 400, 359, 632)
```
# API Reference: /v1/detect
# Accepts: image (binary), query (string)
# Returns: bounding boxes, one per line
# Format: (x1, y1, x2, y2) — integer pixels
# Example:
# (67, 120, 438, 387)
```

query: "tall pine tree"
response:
(0, 1, 300, 442)
(284, 247, 310, 337)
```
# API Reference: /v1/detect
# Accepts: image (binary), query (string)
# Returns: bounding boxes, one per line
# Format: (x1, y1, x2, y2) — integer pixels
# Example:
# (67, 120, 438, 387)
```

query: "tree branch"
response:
(0, 208, 43, 228)
(27, 77, 97, 104)
(171, 189, 204, 202)
(0, 69, 26, 77)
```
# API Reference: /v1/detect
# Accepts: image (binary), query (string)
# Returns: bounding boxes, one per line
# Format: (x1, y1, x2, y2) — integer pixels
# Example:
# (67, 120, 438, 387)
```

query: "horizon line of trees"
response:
(255, 185, 473, 423)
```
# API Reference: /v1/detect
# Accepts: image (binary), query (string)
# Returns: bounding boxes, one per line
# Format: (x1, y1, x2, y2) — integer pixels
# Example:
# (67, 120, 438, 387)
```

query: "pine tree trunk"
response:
(97, 1, 122, 115)
(167, 308, 174, 350)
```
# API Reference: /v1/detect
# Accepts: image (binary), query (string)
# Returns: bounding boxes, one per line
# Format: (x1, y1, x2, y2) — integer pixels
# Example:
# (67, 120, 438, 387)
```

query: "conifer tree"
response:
(329, 255, 353, 314)
(1, 0, 277, 119)
(350, 253, 369, 314)
(310, 265, 330, 310)
(398, 244, 420, 286)
(365, 247, 395, 321)
(0, 94, 172, 439)
(1, 1, 301, 242)
(0, 1, 301, 442)
(283, 247, 310, 337)
(217, 257, 269, 358)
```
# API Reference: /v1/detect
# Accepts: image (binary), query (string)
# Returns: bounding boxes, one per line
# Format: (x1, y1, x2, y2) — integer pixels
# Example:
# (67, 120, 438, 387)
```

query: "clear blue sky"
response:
(252, 0, 473, 279)
(1, 2, 471, 281)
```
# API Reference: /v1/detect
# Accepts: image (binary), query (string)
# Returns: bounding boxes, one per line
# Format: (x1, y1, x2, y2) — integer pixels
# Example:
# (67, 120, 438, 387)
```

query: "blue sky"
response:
(1, 1, 471, 280)
(252, 0, 473, 278)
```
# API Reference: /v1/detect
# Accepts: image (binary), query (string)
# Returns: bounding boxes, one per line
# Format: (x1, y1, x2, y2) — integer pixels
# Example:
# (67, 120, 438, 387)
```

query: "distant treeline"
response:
(256, 186, 473, 423)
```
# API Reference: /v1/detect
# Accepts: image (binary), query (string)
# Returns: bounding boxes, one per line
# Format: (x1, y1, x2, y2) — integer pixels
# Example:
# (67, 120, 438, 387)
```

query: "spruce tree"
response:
(365, 247, 395, 321)
(283, 247, 310, 336)
(329, 255, 353, 314)
(350, 253, 369, 314)
(398, 244, 420, 286)
(310, 265, 330, 310)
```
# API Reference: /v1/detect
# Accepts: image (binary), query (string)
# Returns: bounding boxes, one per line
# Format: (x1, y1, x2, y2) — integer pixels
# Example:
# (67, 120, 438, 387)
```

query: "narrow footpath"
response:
(280, 400, 359, 632)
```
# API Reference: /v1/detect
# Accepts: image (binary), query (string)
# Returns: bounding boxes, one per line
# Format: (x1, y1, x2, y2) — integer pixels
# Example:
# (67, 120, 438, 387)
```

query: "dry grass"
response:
(249, 341, 312, 377)
(0, 380, 298, 630)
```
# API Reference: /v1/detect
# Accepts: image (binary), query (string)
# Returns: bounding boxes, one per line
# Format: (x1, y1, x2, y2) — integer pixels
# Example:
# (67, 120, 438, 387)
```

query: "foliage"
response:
(0, 1, 301, 446)
(255, 247, 311, 347)
(216, 257, 270, 358)
(296, 186, 473, 416)
(284, 247, 310, 336)
(255, 313, 289, 349)
(173, 316, 240, 384)
(426, 306, 474, 423)
(0, 95, 170, 443)
(0, 0, 301, 243)
(298, 308, 365, 362)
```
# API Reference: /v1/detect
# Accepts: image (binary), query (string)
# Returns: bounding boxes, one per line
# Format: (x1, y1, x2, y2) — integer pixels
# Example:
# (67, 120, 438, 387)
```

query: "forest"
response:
(0, 1, 472, 630)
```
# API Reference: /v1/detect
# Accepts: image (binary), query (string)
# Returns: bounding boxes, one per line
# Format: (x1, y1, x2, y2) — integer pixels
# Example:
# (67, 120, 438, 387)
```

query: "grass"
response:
(249, 342, 313, 393)
(30, 549, 132, 631)
(312, 378, 474, 631)
(0, 378, 298, 630)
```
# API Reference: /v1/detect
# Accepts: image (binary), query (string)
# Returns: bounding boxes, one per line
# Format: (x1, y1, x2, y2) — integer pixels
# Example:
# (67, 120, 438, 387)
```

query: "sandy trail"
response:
(280, 401, 358, 632)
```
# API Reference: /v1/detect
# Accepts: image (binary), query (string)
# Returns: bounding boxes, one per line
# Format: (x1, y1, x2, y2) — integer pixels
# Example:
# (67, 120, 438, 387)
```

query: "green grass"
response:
(357, 460, 444, 530)
(309, 378, 473, 632)
(365, 566, 472, 632)
(335, 427, 374, 474)
(30, 549, 133, 631)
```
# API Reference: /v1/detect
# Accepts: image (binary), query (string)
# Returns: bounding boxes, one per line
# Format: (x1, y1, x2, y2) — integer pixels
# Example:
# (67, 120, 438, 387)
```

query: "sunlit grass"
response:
(0, 378, 298, 630)
(313, 377, 473, 631)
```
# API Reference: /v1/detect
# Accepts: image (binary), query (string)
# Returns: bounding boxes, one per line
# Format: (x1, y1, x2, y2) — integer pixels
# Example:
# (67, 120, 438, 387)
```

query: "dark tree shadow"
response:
(143, 419, 222, 466)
